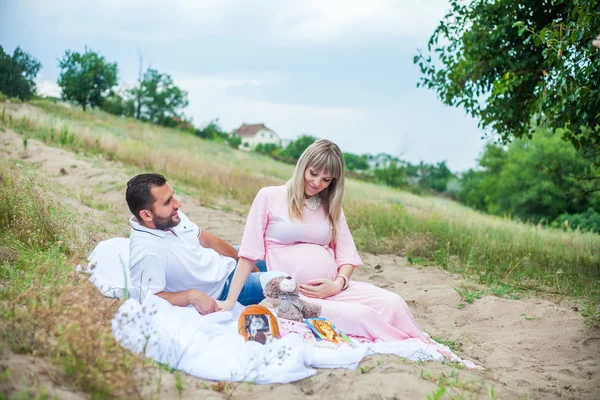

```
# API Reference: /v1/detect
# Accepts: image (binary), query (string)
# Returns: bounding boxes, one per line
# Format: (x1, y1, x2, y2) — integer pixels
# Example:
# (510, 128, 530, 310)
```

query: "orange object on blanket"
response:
(238, 305, 280, 344)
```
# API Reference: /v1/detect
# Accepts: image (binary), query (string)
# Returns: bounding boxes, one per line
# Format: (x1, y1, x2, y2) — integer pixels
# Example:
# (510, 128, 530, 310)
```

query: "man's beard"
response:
(153, 213, 179, 230)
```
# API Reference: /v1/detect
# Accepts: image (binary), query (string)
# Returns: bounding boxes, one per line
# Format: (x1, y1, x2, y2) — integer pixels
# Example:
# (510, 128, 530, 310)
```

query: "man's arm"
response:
(199, 230, 260, 272)
(199, 230, 239, 259)
(156, 289, 218, 315)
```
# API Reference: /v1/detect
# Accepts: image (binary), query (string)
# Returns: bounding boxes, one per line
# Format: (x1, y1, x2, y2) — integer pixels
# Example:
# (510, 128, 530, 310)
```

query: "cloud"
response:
(21, 0, 233, 41)
(269, 0, 450, 43)
(171, 72, 368, 139)
(36, 80, 61, 98)
(170, 72, 484, 171)
(17, 1, 485, 171)
(172, 72, 286, 91)
(15, 0, 448, 43)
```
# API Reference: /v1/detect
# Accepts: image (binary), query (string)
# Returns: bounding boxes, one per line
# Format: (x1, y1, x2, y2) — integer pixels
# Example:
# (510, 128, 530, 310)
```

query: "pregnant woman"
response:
(219, 139, 434, 344)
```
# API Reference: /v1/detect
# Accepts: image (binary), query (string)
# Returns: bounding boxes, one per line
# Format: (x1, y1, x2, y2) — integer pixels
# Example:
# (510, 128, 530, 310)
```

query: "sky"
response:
(0, 0, 490, 172)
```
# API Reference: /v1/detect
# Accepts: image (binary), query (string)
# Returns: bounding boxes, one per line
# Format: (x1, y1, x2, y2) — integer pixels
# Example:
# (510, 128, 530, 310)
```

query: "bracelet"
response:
(336, 274, 350, 291)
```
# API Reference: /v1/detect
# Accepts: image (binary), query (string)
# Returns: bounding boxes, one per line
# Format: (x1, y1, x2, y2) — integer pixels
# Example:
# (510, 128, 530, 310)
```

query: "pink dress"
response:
(238, 185, 431, 343)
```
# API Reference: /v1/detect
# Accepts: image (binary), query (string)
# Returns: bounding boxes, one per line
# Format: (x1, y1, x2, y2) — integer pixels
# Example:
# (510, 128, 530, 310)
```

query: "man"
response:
(125, 173, 266, 314)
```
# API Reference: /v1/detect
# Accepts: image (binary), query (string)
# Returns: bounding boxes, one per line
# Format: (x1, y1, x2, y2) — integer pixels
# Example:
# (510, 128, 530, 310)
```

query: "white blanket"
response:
(84, 238, 472, 384)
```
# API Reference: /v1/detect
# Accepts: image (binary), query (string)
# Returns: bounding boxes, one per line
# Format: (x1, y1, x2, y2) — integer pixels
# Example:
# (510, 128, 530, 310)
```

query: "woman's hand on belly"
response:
(299, 278, 344, 299)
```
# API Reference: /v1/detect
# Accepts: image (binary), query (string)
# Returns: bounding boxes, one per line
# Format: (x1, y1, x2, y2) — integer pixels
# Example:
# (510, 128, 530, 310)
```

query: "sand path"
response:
(1, 129, 598, 399)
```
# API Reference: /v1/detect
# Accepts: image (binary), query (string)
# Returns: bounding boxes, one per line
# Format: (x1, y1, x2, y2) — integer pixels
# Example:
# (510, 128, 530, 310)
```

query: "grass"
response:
(0, 159, 141, 398)
(0, 99, 597, 398)
(520, 313, 540, 321)
(420, 368, 489, 399)
(430, 335, 464, 354)
(2, 99, 599, 320)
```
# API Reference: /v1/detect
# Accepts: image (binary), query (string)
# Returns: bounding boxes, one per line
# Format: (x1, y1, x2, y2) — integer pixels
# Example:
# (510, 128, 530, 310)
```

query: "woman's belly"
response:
(266, 243, 338, 284)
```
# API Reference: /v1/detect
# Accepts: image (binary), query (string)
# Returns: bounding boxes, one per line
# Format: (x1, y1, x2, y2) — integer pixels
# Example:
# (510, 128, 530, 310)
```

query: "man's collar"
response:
(129, 215, 167, 238)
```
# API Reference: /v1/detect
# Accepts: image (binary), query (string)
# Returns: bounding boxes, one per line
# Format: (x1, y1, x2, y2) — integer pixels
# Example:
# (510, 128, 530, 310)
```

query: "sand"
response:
(1, 129, 599, 399)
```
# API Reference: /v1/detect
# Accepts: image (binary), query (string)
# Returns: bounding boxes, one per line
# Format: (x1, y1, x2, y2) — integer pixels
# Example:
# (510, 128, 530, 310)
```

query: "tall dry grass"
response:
(0, 159, 143, 398)
(2, 100, 599, 304)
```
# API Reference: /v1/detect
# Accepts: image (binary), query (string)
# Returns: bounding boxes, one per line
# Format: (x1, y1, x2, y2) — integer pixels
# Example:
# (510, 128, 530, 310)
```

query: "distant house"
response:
(232, 123, 281, 149)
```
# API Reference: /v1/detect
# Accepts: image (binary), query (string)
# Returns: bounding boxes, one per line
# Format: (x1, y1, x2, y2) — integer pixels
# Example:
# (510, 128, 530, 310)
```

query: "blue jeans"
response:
(218, 257, 267, 306)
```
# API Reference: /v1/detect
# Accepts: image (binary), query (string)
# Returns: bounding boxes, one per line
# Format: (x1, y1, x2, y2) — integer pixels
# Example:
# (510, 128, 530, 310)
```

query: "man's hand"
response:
(299, 278, 344, 299)
(187, 289, 219, 315)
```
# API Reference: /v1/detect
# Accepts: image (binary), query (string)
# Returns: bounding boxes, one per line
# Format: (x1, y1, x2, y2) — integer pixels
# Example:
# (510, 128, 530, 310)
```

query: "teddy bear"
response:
(260, 276, 321, 322)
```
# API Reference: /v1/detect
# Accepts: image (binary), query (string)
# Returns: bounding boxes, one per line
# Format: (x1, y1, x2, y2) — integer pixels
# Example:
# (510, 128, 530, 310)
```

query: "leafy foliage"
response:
(372, 158, 406, 188)
(458, 129, 600, 231)
(58, 48, 118, 111)
(195, 119, 228, 140)
(407, 161, 454, 193)
(0, 46, 41, 100)
(127, 68, 188, 127)
(415, 0, 600, 152)
(363, 154, 456, 194)
(278, 135, 317, 159)
(99, 92, 127, 116)
(254, 143, 279, 155)
(227, 135, 242, 149)
(554, 208, 600, 233)
(343, 152, 369, 172)
(194, 119, 242, 148)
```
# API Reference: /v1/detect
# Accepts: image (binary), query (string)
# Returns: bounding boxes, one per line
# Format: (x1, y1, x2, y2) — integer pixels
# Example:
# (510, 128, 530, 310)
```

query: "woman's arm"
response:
(299, 264, 356, 299)
(337, 264, 354, 280)
(218, 257, 255, 311)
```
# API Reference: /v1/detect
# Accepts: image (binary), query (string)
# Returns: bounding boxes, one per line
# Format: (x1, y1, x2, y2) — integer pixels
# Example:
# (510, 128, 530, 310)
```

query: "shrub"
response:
(227, 135, 242, 149)
(554, 208, 600, 233)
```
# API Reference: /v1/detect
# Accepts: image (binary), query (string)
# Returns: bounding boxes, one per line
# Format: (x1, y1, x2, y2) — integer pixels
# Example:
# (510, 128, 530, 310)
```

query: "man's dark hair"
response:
(126, 173, 167, 220)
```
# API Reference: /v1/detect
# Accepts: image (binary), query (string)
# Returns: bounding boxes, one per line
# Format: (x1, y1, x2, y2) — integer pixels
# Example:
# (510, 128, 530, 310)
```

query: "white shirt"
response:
(128, 210, 236, 302)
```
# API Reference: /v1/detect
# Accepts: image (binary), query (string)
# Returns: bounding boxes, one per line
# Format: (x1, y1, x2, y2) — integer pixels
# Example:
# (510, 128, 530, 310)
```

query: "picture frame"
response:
(238, 305, 280, 344)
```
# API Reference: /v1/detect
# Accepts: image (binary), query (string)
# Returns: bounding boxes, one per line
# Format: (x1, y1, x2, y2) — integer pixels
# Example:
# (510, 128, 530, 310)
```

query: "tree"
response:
(127, 68, 188, 127)
(58, 48, 118, 111)
(0, 46, 41, 100)
(415, 161, 455, 193)
(458, 143, 507, 213)
(415, 0, 600, 152)
(195, 119, 227, 140)
(343, 152, 369, 172)
(279, 135, 317, 160)
(372, 159, 406, 188)
(100, 92, 127, 116)
(458, 129, 600, 227)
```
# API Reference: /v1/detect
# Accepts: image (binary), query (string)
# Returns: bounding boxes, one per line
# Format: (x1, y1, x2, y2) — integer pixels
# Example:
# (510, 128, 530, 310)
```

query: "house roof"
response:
(233, 123, 275, 138)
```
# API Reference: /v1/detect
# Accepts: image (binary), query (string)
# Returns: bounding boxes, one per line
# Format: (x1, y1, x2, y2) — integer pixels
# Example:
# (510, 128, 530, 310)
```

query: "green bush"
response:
(458, 130, 600, 225)
(99, 93, 126, 116)
(554, 208, 600, 233)
(254, 143, 279, 155)
(227, 135, 242, 149)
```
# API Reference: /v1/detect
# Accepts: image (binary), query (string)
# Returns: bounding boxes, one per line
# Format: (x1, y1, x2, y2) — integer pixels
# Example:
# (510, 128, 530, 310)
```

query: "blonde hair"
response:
(287, 139, 345, 242)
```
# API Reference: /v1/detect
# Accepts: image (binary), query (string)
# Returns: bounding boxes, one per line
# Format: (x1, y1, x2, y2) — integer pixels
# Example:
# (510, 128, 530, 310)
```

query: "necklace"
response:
(304, 195, 322, 211)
